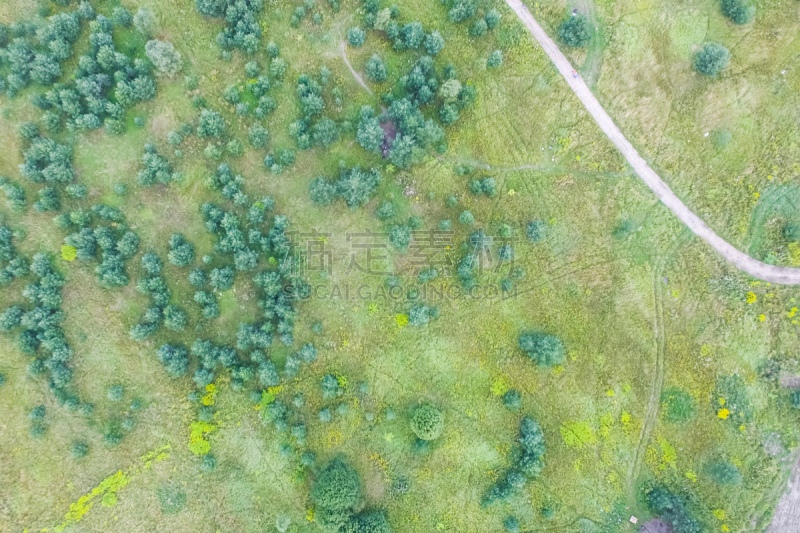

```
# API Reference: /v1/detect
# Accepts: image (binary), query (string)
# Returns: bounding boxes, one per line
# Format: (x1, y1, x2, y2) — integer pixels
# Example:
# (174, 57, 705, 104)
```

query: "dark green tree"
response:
(695, 43, 730, 77)
(558, 15, 592, 48)
(410, 403, 444, 440)
(518, 332, 565, 367)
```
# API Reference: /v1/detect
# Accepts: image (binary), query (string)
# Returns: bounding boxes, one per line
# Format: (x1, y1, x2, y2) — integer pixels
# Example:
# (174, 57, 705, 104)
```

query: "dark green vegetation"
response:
(0, 0, 799, 532)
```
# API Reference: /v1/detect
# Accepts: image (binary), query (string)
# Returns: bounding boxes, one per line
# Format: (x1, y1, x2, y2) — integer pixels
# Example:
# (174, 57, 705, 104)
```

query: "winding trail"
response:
(340, 41, 373, 96)
(504, 0, 800, 285)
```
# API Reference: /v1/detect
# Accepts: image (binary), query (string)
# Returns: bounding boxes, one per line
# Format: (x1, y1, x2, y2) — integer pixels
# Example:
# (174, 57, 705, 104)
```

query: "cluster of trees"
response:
(378, 56, 475, 167)
(363, 3, 445, 56)
(195, 0, 263, 54)
(483, 417, 546, 506)
(19, 135, 74, 184)
(0, 254, 84, 408)
(309, 165, 383, 209)
(61, 205, 140, 288)
(289, 72, 343, 150)
(201, 200, 304, 346)
(646, 486, 701, 533)
(0, 176, 26, 211)
(137, 144, 177, 186)
(0, 10, 83, 96)
(311, 457, 393, 532)
(469, 177, 496, 197)
(518, 332, 565, 367)
(35, 12, 157, 135)
(130, 252, 187, 340)
(0, 225, 29, 285)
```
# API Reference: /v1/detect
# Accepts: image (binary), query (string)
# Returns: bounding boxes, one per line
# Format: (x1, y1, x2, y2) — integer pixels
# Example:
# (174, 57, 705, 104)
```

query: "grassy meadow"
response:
(0, 0, 799, 532)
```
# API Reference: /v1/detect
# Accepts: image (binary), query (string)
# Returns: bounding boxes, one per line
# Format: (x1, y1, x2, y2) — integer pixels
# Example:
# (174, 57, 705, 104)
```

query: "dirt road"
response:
(504, 0, 800, 285)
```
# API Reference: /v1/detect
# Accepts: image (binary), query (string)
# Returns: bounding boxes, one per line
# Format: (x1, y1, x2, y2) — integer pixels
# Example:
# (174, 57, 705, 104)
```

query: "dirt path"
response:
(626, 265, 667, 506)
(767, 451, 800, 532)
(340, 41, 373, 96)
(504, 0, 800, 285)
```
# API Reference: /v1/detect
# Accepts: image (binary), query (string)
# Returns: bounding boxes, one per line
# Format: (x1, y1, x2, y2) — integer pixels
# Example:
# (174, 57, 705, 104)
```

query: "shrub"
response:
(471, 19, 488, 38)
(504, 516, 520, 533)
(70, 441, 89, 459)
(322, 374, 340, 399)
(163, 304, 188, 331)
(348, 27, 366, 47)
(310, 457, 362, 511)
(410, 403, 444, 441)
(487, 50, 503, 68)
(146, 40, 182, 76)
(485, 9, 502, 29)
(448, 0, 477, 23)
(134, 8, 156, 37)
(108, 385, 124, 401)
(266, 41, 280, 58)
(660, 388, 695, 423)
(210, 267, 234, 291)
(526, 220, 546, 242)
(459, 210, 474, 226)
(29, 405, 46, 421)
(695, 43, 730, 77)
(558, 16, 591, 48)
(518, 332, 565, 367)
(722, 0, 755, 24)
(503, 390, 522, 411)
(707, 461, 742, 485)
(791, 390, 800, 410)
(646, 486, 702, 533)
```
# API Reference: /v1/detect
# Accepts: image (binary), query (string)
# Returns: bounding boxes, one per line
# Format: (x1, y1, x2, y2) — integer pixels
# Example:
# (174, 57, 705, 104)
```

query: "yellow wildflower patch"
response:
(717, 408, 730, 420)
(746, 291, 757, 304)
(61, 245, 77, 261)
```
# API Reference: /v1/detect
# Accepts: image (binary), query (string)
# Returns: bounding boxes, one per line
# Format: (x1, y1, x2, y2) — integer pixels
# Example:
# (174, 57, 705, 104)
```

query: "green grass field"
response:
(1, 0, 799, 532)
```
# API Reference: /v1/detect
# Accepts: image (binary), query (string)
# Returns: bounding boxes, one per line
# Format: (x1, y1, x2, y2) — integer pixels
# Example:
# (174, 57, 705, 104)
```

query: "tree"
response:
(646, 486, 702, 533)
(313, 117, 340, 147)
(518, 332, 565, 367)
(108, 384, 124, 401)
(791, 390, 800, 410)
(722, 0, 755, 24)
(471, 19, 488, 38)
(348, 27, 366, 47)
(558, 15, 591, 48)
(311, 457, 363, 511)
(141, 253, 163, 275)
(424, 31, 445, 55)
(34, 187, 60, 212)
(157, 344, 189, 377)
(485, 9, 502, 29)
(695, 43, 730, 77)
(365, 55, 387, 82)
(266, 41, 280, 58)
(259, 360, 279, 387)
(410, 403, 444, 440)
(357, 107, 384, 154)
(146, 40, 182, 76)
(487, 50, 503, 69)
(163, 304, 188, 331)
(112, 7, 133, 27)
(249, 124, 269, 148)
(448, 0, 477, 23)
(168, 233, 195, 267)
(503, 390, 521, 411)
(197, 109, 225, 137)
(134, 8, 156, 37)
(309, 177, 337, 206)
(459, 210, 474, 226)
(210, 266, 234, 291)
(526, 220, 546, 242)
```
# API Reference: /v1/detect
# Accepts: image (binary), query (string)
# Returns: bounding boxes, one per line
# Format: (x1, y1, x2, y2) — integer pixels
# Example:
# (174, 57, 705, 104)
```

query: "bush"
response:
(410, 403, 444, 441)
(347, 27, 366, 47)
(526, 220, 546, 242)
(471, 19, 488, 38)
(70, 441, 89, 459)
(322, 374, 340, 399)
(504, 516, 520, 533)
(210, 267, 234, 291)
(707, 461, 742, 485)
(108, 384, 124, 401)
(448, 0, 477, 23)
(660, 388, 695, 423)
(157, 344, 189, 377)
(459, 210, 474, 226)
(791, 390, 800, 410)
(518, 332, 565, 367)
(134, 8, 156, 37)
(310, 457, 362, 511)
(487, 50, 503, 68)
(646, 486, 702, 533)
(503, 390, 522, 411)
(266, 41, 280, 58)
(695, 43, 730, 77)
(558, 15, 591, 48)
(722, 0, 755, 24)
(146, 40, 182, 76)
(249, 124, 269, 148)
(485, 9, 502, 29)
